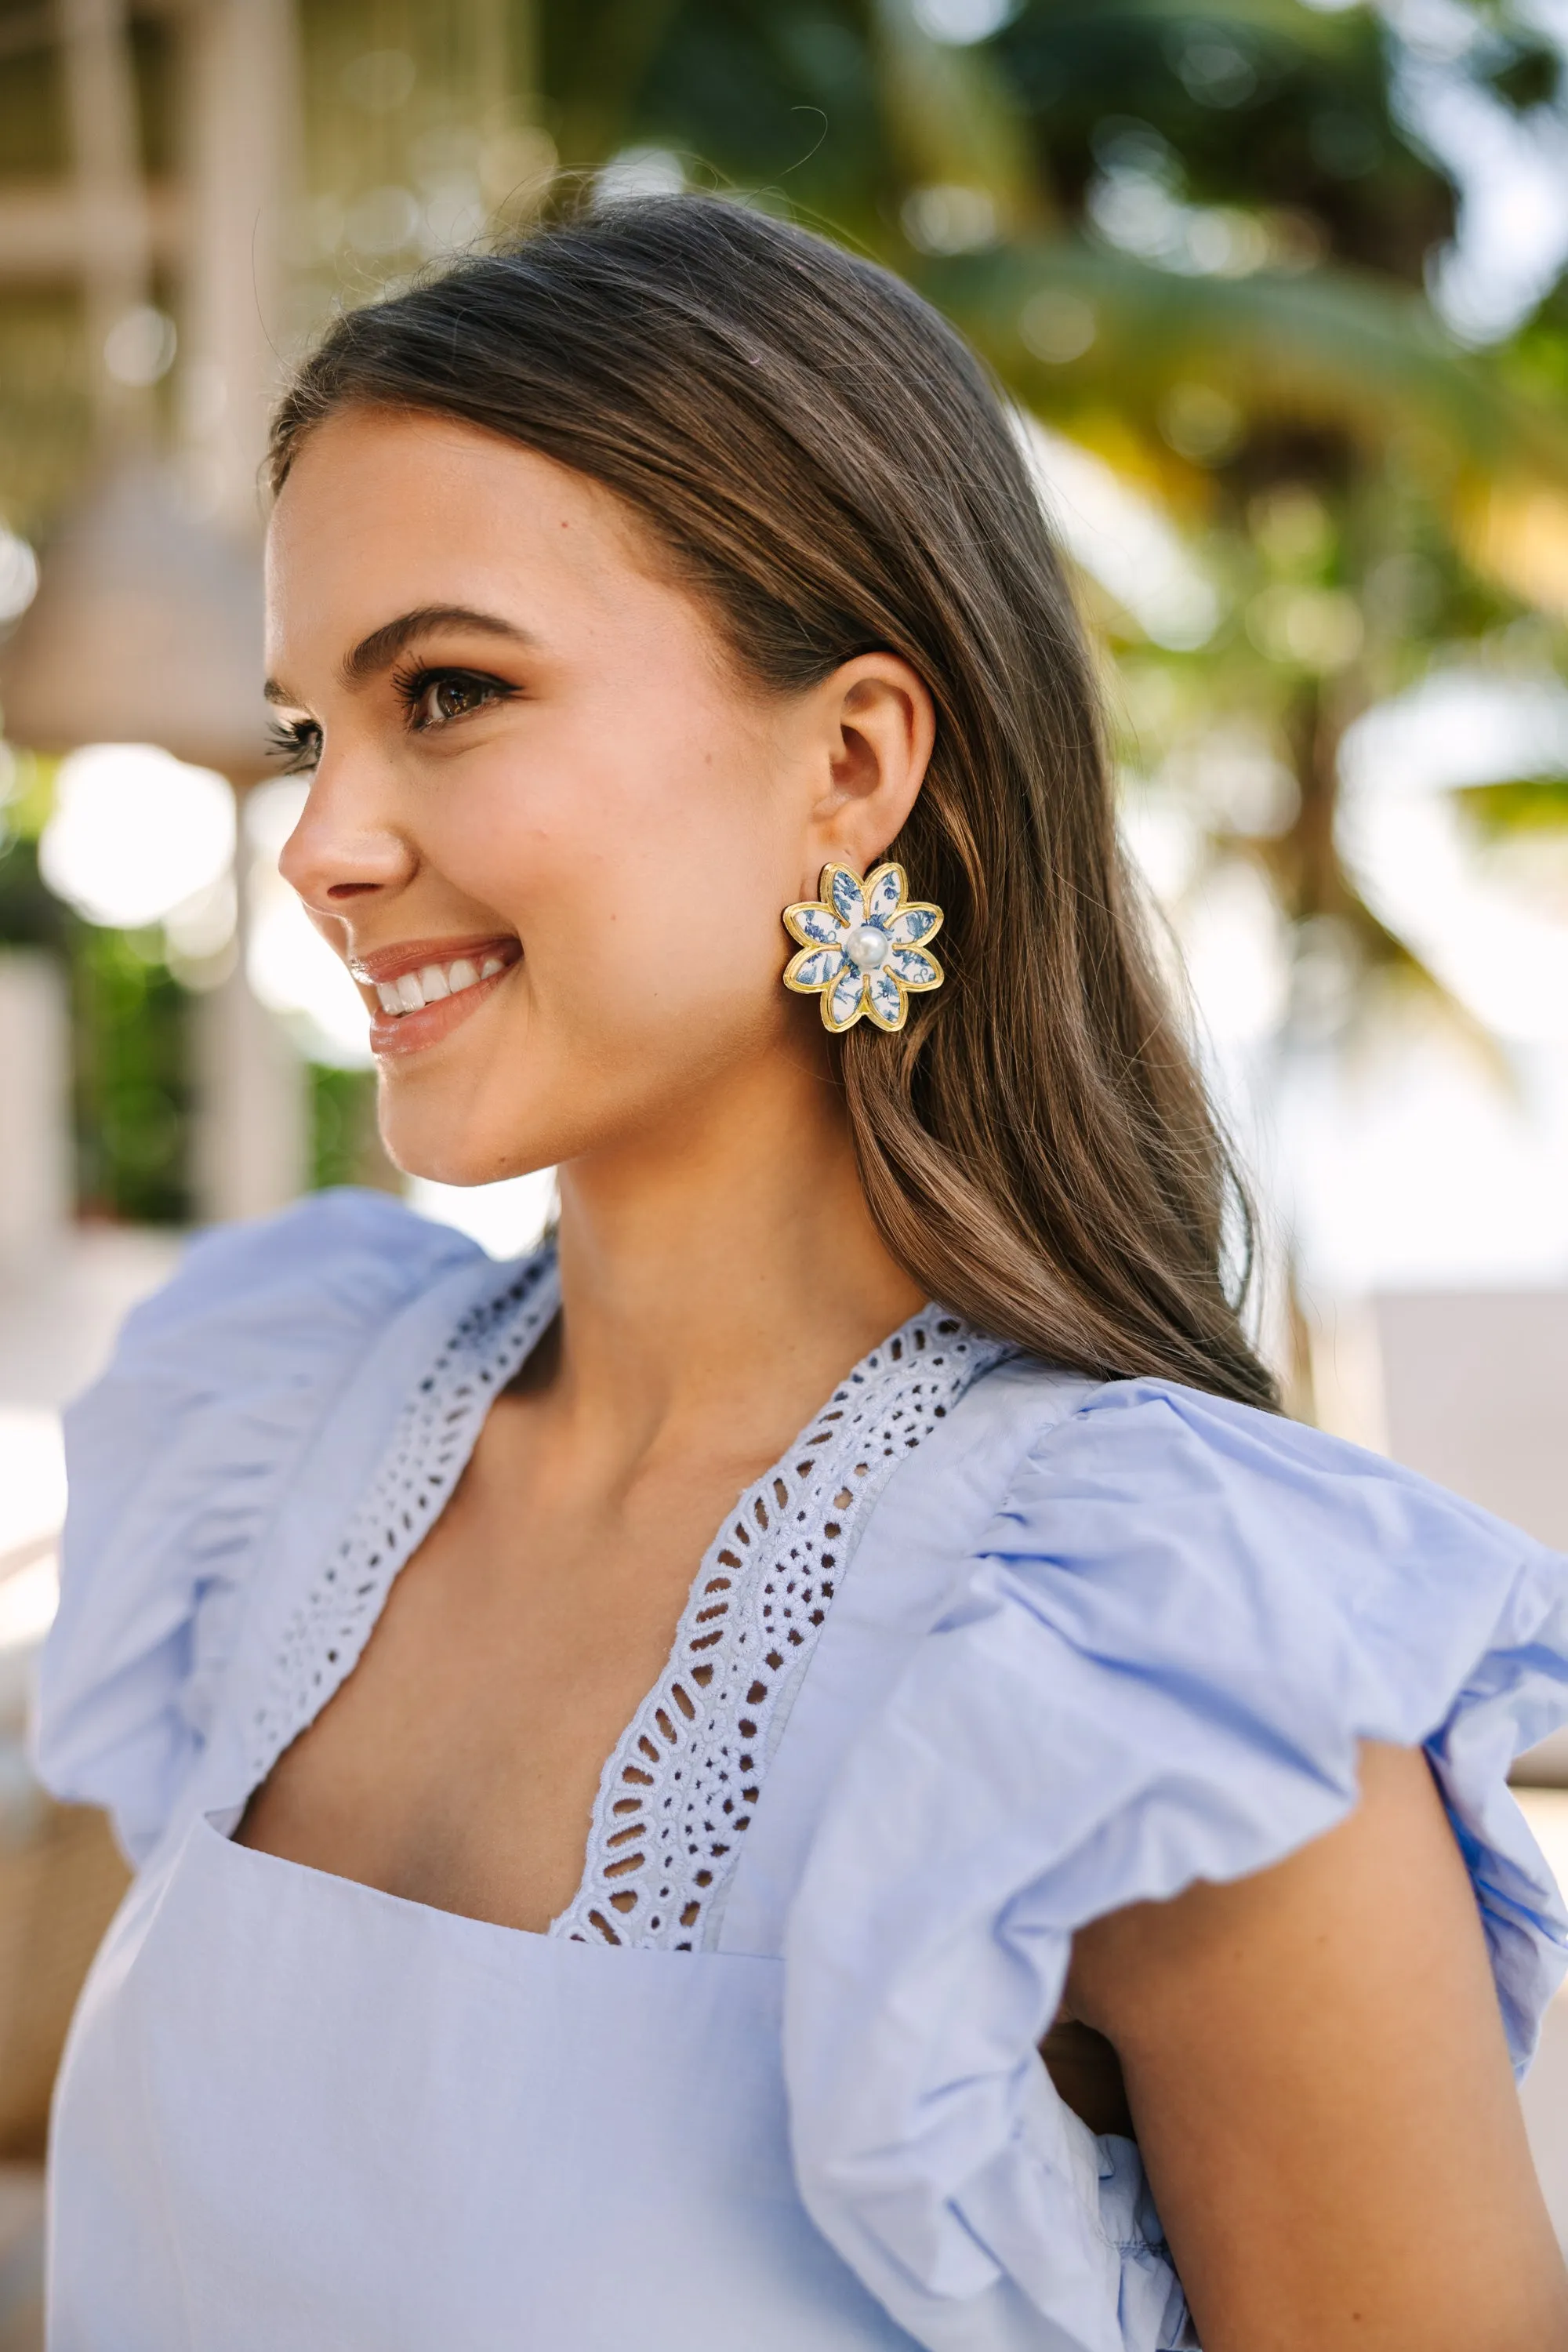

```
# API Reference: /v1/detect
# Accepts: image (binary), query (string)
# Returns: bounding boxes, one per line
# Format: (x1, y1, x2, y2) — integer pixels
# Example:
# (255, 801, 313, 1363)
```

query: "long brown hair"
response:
(269, 194, 1278, 1411)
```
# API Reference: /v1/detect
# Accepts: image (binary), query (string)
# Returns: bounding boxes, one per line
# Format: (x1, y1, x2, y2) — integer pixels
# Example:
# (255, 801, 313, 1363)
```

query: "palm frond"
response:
(928, 240, 1568, 488)
(870, 0, 1039, 225)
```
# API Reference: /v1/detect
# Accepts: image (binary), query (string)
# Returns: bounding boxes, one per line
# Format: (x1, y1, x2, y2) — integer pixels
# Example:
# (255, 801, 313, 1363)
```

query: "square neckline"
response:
(231, 1243, 1000, 1949)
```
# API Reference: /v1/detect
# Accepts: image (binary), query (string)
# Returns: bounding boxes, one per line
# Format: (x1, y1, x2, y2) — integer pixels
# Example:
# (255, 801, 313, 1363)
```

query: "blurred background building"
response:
(2, 0, 1567, 2336)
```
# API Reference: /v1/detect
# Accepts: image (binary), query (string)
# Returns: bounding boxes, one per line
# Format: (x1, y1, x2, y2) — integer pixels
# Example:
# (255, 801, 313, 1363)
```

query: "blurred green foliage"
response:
(1460, 776, 1568, 834)
(309, 1062, 387, 1192)
(0, 760, 191, 1221)
(70, 925, 191, 1224)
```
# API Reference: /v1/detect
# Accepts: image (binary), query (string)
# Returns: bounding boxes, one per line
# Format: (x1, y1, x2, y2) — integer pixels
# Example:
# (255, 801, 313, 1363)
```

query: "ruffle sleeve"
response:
(34, 1189, 481, 1865)
(783, 1376, 1568, 2352)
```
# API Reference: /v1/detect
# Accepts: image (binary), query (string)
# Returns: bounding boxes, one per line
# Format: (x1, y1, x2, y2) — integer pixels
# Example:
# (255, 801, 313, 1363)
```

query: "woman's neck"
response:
(542, 1043, 924, 1468)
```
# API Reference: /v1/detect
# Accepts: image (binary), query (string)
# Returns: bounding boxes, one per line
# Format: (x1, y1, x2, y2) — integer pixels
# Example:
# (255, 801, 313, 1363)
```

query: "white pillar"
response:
(0, 950, 71, 1271)
(56, 0, 154, 446)
(192, 913, 307, 1223)
(180, 0, 307, 1221)
(180, 0, 301, 532)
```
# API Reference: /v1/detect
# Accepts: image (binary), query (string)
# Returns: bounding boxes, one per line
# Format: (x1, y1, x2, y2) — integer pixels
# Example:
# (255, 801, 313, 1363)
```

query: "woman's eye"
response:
(408, 671, 506, 730)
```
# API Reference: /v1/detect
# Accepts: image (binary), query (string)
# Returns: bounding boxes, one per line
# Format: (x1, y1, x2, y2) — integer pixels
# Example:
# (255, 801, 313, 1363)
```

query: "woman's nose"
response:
(278, 771, 416, 913)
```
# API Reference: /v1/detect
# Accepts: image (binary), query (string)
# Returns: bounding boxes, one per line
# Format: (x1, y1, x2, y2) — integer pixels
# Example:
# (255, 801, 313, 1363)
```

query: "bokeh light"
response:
(0, 528, 39, 623)
(243, 777, 372, 1065)
(1018, 417, 1220, 652)
(39, 744, 235, 930)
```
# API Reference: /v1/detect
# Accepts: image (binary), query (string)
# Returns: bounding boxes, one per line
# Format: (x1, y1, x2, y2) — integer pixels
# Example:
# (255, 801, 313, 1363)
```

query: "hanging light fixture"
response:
(0, 460, 270, 779)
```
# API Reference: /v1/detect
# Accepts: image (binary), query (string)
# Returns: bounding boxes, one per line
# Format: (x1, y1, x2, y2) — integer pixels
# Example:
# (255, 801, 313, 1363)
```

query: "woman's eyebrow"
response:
(263, 604, 538, 706)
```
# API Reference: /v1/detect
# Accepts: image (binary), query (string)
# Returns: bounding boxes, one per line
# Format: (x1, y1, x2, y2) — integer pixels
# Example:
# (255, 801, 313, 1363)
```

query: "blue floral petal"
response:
(786, 946, 844, 992)
(826, 963, 866, 1029)
(866, 969, 904, 1029)
(888, 946, 942, 989)
(786, 901, 844, 949)
(828, 867, 866, 927)
(885, 904, 941, 947)
(866, 866, 903, 924)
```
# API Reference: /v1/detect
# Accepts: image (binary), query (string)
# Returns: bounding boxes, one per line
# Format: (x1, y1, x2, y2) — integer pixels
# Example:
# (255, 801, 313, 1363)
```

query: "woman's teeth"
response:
(374, 955, 508, 1016)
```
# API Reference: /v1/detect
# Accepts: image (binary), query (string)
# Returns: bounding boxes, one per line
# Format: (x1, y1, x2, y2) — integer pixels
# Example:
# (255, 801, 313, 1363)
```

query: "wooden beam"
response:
(0, 180, 185, 282)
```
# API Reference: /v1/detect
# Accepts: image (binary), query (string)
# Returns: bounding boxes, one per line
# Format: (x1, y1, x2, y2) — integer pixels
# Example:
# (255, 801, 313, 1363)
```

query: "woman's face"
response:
(266, 408, 930, 1185)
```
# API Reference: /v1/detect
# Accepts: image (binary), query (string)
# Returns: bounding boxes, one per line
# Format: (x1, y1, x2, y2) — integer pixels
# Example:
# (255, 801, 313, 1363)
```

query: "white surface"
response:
(0, 1225, 180, 1413)
(0, 953, 70, 1272)
(1370, 1287, 1568, 1786)
(0, 1228, 180, 1721)
(1374, 1290, 1568, 1551)
(0, 1412, 65, 1567)
(406, 1169, 556, 1260)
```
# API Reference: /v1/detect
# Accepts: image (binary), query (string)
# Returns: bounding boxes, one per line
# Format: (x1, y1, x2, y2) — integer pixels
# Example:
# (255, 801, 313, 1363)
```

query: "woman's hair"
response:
(269, 194, 1278, 1411)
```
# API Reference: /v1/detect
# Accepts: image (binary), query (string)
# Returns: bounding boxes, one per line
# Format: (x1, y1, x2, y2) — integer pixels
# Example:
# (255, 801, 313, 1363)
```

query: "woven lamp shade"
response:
(0, 463, 270, 781)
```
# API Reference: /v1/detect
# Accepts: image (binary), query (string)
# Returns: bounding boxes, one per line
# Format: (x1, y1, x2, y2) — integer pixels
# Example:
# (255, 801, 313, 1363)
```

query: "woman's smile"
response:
(350, 932, 522, 1058)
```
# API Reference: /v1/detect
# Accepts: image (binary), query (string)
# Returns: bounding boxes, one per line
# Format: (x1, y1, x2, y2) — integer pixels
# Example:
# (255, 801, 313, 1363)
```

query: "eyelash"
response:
(263, 666, 514, 777)
(265, 715, 323, 776)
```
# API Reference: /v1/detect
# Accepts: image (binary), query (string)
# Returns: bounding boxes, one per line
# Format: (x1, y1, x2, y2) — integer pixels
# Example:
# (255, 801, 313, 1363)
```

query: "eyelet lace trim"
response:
(246, 1252, 1005, 1956)
(245, 1250, 561, 1791)
(548, 1308, 1008, 1952)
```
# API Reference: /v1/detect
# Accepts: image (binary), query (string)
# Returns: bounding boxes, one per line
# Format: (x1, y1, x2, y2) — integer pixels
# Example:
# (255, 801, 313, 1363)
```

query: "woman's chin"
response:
(376, 1062, 566, 1190)
(393, 1144, 549, 1191)
(379, 1107, 559, 1194)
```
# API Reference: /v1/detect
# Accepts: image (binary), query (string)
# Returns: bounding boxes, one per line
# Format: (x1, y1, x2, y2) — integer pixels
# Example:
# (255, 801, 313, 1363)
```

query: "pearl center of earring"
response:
(844, 924, 890, 971)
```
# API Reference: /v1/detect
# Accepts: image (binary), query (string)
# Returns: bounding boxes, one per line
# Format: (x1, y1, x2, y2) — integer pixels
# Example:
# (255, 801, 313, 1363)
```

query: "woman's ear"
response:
(804, 652, 935, 877)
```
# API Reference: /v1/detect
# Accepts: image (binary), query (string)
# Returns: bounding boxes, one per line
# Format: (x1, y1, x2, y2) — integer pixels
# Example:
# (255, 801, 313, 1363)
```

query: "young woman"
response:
(37, 197, 1568, 2351)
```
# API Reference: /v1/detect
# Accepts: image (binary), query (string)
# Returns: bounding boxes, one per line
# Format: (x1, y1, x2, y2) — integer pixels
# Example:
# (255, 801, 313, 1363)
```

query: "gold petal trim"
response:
(893, 947, 944, 992)
(863, 972, 906, 1032)
(822, 966, 868, 1030)
(886, 900, 944, 947)
(782, 945, 843, 993)
(864, 862, 907, 923)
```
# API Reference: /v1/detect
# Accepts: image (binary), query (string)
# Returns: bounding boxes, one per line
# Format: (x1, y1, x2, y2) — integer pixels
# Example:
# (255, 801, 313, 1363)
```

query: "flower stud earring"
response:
(782, 862, 945, 1032)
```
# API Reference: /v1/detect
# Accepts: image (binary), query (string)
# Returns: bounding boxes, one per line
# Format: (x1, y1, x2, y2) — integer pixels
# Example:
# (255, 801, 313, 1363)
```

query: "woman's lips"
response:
(368, 964, 514, 1058)
(357, 938, 521, 1059)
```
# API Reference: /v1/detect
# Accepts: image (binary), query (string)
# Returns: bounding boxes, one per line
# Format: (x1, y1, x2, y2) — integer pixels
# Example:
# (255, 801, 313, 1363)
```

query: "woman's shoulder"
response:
(879, 1349, 1567, 1759)
(59, 1186, 486, 1522)
(988, 1363, 1562, 1667)
(956, 1363, 1568, 1867)
(782, 1361, 1568, 2350)
(34, 1189, 486, 1861)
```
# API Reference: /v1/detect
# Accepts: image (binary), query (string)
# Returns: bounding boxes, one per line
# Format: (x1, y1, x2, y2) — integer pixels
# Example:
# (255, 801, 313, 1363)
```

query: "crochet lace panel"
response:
(245, 1252, 1004, 1955)
(548, 1308, 1008, 1952)
(245, 1249, 561, 1791)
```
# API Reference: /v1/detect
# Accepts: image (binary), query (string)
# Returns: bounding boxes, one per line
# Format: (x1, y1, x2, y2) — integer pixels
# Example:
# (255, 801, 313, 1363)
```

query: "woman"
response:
(36, 196, 1568, 2351)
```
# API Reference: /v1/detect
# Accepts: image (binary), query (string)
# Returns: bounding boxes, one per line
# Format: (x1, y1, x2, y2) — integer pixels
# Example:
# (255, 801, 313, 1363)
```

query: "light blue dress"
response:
(33, 1190, 1568, 2352)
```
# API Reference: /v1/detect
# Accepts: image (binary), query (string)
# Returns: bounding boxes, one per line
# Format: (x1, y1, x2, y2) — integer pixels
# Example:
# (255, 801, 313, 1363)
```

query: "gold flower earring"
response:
(782, 863, 945, 1033)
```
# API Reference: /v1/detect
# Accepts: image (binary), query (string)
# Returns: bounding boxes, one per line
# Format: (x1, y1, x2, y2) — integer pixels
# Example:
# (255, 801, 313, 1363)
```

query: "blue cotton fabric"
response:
(782, 1380, 1568, 2350)
(38, 1192, 481, 1865)
(34, 1191, 1568, 2352)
